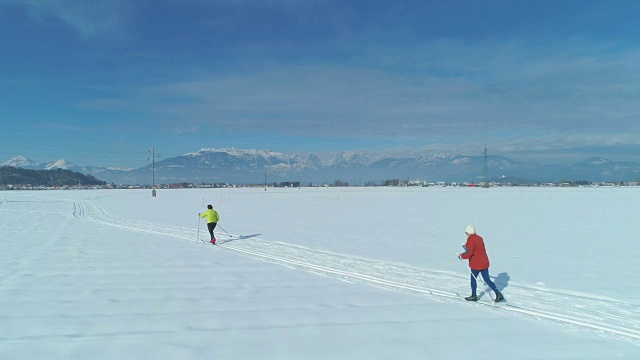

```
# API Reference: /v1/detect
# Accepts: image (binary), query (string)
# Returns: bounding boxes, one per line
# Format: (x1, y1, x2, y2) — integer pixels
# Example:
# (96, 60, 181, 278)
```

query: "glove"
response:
(457, 253, 462, 260)
(461, 242, 467, 251)
(198, 213, 201, 216)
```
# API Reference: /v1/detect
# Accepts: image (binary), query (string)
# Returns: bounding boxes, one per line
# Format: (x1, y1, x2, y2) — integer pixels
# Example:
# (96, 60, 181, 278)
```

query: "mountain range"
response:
(2, 149, 640, 185)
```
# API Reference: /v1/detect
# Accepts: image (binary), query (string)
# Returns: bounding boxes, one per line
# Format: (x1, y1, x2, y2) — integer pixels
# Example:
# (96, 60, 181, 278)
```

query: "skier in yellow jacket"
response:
(199, 204, 220, 244)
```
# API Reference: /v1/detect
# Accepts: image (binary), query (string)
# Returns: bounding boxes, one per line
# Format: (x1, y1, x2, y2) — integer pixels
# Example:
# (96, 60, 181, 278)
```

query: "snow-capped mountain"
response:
(577, 157, 611, 166)
(3, 150, 640, 185)
(182, 148, 322, 172)
(1, 156, 83, 171)
(44, 159, 76, 170)
(1, 156, 41, 169)
(330, 151, 386, 168)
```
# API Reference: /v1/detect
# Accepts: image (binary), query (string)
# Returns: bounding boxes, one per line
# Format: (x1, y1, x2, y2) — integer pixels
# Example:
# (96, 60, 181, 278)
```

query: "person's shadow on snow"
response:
(493, 272, 510, 293)
(478, 272, 510, 301)
(219, 233, 261, 244)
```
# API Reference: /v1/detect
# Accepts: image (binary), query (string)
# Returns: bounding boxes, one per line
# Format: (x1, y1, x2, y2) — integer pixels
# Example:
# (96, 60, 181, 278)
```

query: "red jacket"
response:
(461, 234, 490, 270)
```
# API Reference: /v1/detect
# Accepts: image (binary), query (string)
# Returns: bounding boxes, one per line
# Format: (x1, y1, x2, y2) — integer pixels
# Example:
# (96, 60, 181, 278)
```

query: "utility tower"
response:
(482, 144, 489, 188)
(149, 147, 159, 197)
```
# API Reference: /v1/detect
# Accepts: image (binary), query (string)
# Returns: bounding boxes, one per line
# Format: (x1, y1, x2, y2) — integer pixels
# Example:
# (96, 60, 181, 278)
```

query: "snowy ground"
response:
(1, 187, 639, 359)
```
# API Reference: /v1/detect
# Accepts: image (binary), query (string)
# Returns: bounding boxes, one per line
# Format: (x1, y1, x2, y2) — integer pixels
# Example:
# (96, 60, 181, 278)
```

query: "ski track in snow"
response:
(73, 198, 640, 347)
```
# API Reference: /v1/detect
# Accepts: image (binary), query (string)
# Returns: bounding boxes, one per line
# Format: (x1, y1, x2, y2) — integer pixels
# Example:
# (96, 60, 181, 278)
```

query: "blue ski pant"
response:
(470, 268, 499, 296)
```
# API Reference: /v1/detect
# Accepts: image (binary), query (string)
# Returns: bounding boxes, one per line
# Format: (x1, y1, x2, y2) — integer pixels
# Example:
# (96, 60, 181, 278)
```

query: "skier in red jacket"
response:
(459, 225, 505, 302)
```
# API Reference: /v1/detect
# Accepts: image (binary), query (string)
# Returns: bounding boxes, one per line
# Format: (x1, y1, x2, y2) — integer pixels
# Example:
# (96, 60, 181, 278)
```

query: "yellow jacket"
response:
(199, 209, 220, 223)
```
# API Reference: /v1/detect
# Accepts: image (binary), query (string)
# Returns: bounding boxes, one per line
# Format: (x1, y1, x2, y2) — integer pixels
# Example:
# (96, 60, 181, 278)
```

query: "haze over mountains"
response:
(2, 149, 640, 185)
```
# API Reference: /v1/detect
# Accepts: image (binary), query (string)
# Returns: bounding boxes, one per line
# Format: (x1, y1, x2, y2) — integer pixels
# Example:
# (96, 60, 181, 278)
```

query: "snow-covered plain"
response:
(1, 187, 640, 359)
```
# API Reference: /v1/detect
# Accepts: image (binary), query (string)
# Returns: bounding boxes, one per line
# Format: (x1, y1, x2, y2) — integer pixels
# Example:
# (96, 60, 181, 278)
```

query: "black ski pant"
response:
(207, 222, 217, 239)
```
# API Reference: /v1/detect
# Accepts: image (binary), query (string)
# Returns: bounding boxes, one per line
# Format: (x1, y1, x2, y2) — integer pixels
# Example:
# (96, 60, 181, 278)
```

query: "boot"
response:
(211, 237, 216, 245)
(464, 295, 477, 302)
(494, 292, 505, 302)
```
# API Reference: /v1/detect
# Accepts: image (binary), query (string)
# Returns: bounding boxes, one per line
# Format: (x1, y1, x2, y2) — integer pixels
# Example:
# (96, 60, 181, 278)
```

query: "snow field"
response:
(1, 187, 640, 359)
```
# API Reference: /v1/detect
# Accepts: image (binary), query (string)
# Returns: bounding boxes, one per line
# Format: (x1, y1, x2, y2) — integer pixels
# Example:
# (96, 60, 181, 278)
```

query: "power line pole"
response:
(482, 144, 489, 188)
(149, 147, 159, 197)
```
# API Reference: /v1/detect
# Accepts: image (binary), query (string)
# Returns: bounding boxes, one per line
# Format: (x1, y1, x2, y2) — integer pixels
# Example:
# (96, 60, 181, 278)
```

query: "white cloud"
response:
(73, 34, 640, 161)
(13, 0, 135, 39)
(122, 49, 638, 128)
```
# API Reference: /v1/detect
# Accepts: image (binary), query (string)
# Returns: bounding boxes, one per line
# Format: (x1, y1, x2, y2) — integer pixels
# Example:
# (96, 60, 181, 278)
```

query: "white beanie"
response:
(465, 224, 476, 234)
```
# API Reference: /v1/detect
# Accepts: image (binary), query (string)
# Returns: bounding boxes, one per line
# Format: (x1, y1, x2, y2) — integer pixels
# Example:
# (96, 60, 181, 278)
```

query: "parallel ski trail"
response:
(76, 199, 640, 347)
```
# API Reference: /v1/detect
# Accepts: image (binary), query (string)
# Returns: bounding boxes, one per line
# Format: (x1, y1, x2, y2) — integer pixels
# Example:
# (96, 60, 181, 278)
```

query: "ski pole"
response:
(457, 248, 484, 284)
(217, 224, 232, 237)
(458, 252, 482, 282)
(197, 216, 201, 242)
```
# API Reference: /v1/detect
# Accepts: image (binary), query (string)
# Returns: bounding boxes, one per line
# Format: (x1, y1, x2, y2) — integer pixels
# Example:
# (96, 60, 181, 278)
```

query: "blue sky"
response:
(1, 0, 639, 168)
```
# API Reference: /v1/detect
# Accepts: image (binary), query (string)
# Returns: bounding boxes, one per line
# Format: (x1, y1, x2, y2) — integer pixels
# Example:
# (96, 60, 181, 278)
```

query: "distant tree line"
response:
(0, 166, 106, 186)
(558, 179, 592, 186)
(383, 179, 400, 186)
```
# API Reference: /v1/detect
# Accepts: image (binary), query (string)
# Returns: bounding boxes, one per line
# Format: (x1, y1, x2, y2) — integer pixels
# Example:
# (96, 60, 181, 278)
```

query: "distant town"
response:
(2, 179, 639, 191)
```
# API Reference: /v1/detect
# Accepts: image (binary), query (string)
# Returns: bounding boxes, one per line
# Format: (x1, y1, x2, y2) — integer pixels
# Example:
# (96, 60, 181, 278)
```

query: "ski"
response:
(199, 238, 217, 245)
(455, 292, 502, 306)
